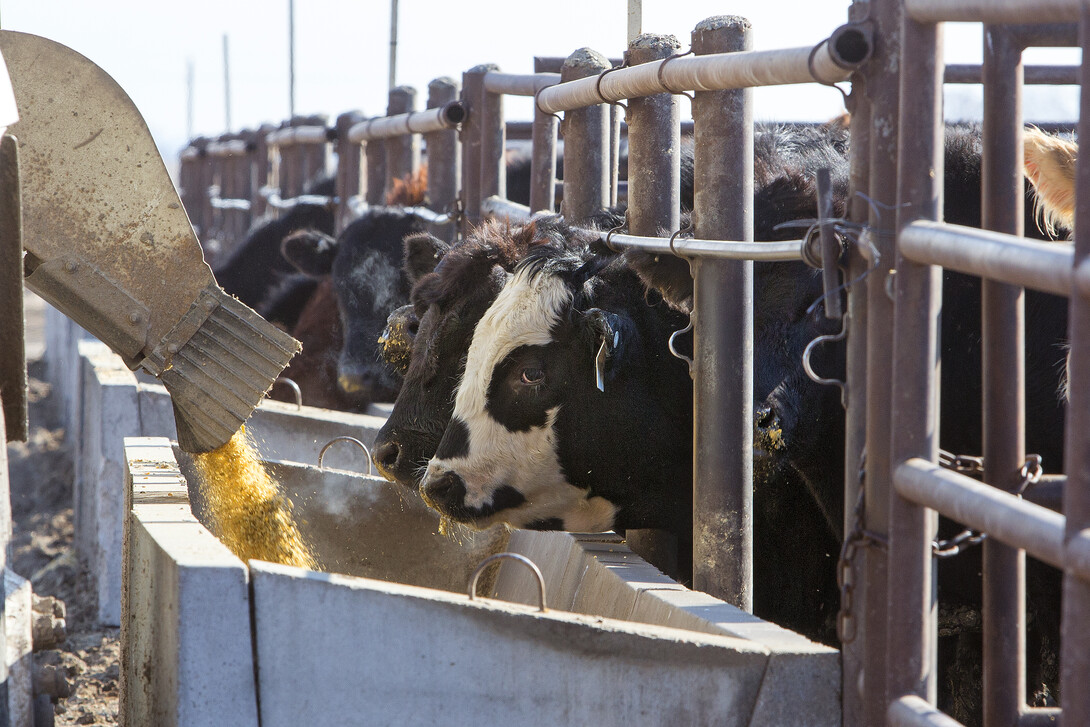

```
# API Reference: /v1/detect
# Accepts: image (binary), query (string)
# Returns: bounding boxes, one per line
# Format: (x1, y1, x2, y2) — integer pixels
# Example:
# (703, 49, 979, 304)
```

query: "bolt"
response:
(129, 312, 141, 325)
(203, 298, 217, 311)
(167, 344, 179, 354)
(64, 260, 78, 273)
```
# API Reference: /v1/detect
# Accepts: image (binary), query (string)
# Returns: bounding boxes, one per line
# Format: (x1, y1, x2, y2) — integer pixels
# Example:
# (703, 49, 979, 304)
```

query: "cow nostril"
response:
(373, 440, 401, 472)
(755, 406, 779, 432)
(423, 470, 464, 505)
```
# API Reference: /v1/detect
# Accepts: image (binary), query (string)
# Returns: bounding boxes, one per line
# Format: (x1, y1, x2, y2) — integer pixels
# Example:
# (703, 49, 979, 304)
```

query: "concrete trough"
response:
(69, 338, 387, 626)
(122, 437, 840, 726)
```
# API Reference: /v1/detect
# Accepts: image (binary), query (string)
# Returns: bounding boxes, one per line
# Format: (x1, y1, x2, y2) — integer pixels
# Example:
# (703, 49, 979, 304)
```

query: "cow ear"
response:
(281, 230, 337, 277)
(1024, 125, 1077, 237)
(403, 232, 450, 285)
(583, 308, 635, 392)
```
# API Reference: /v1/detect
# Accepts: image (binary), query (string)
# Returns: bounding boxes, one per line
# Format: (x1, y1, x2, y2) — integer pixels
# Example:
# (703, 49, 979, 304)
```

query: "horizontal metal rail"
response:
(888, 695, 966, 727)
(346, 102, 466, 144)
(536, 39, 855, 114)
(480, 195, 808, 261)
(894, 458, 1065, 570)
(179, 146, 202, 161)
(207, 185, 251, 211)
(266, 125, 331, 147)
(945, 63, 1078, 85)
(205, 140, 250, 156)
(483, 71, 560, 97)
(259, 185, 337, 210)
(1018, 708, 1064, 726)
(900, 221, 1074, 297)
(904, 0, 1079, 24)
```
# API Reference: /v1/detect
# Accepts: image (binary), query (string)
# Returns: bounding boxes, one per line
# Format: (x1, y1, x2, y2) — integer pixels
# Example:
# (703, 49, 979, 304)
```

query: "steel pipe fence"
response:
(880, 2, 1086, 725)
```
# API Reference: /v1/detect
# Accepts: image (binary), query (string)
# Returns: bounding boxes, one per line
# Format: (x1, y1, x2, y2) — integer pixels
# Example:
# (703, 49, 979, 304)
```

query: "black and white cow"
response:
(419, 246, 692, 535)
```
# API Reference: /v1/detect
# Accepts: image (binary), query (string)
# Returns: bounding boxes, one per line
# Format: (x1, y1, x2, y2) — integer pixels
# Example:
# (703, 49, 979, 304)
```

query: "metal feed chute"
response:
(0, 30, 299, 452)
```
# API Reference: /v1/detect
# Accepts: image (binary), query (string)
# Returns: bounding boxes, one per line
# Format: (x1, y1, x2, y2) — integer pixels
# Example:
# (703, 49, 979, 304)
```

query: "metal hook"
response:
(318, 436, 374, 475)
(668, 221, 693, 260)
(595, 63, 629, 110)
(656, 50, 696, 101)
(468, 552, 547, 612)
(533, 85, 564, 125)
(669, 317, 694, 374)
(603, 209, 629, 253)
(802, 315, 848, 408)
(807, 42, 852, 107)
(268, 377, 302, 410)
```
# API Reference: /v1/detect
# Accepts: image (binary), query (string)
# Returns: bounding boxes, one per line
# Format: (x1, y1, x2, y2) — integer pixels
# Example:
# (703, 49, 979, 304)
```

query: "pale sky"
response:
(0, 1, 1080, 162)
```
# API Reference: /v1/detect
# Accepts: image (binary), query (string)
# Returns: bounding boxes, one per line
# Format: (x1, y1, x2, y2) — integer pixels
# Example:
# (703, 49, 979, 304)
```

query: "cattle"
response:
(277, 207, 428, 408)
(213, 176, 336, 316)
(370, 212, 622, 487)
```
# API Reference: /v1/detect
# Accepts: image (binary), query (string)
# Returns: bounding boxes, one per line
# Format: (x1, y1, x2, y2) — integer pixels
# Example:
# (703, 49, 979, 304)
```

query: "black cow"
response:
(213, 177, 336, 317)
(280, 207, 428, 406)
(625, 123, 1069, 723)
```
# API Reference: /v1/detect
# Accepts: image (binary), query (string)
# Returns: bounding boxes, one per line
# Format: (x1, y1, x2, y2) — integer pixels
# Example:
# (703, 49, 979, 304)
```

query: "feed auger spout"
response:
(0, 30, 299, 452)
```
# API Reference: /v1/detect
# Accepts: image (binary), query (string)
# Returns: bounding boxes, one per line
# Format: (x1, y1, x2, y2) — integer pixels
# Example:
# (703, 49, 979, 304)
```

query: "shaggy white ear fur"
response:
(1024, 125, 1078, 238)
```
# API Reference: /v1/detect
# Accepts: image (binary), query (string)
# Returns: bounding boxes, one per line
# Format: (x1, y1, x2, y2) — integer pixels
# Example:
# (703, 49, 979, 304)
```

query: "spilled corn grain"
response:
(191, 427, 317, 570)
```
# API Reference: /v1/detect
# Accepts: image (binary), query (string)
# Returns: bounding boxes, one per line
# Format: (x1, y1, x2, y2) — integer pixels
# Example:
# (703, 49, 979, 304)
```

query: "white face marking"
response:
(423, 264, 617, 531)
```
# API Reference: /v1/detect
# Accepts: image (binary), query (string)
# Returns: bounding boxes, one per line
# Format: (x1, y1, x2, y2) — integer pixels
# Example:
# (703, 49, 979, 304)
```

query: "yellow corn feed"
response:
(191, 427, 318, 570)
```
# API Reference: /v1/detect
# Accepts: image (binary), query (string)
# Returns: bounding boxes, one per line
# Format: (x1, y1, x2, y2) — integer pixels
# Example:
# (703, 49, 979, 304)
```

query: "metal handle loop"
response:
(269, 377, 303, 410)
(595, 63, 629, 110)
(468, 552, 547, 612)
(318, 436, 374, 475)
(802, 317, 848, 407)
(668, 317, 695, 374)
(656, 50, 696, 101)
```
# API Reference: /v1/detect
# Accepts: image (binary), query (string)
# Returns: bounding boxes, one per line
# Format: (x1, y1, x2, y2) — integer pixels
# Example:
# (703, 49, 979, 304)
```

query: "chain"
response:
(931, 450, 1043, 558)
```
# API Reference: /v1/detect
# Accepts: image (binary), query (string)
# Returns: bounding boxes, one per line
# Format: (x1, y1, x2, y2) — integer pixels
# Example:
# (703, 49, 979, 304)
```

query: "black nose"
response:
(372, 439, 402, 479)
(754, 405, 787, 453)
(422, 470, 466, 510)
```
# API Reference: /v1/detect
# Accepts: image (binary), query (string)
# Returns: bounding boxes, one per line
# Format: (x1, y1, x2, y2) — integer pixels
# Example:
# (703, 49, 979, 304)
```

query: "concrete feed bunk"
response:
(122, 438, 839, 726)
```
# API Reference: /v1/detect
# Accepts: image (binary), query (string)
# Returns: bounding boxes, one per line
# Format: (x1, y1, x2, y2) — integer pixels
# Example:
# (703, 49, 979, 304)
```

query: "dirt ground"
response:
(7, 293, 119, 725)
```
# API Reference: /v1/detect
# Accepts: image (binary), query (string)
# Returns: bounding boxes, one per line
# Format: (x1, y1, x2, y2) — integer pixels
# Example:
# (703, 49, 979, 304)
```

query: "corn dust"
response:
(191, 427, 317, 570)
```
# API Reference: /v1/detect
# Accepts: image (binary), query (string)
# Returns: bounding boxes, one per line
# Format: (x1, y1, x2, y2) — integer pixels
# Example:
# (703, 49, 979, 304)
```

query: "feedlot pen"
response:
(167, 0, 1090, 724)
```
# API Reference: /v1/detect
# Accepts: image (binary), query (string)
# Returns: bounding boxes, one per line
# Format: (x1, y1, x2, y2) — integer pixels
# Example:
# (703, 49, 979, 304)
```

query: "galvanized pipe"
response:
(425, 77, 461, 242)
(904, 0, 1079, 24)
(460, 64, 497, 230)
(482, 71, 560, 96)
(345, 102, 466, 144)
(536, 35, 864, 115)
(623, 32, 682, 579)
(265, 124, 329, 147)
(841, 3, 871, 721)
(861, 0, 902, 719)
(1066, 529, 1090, 584)
(888, 695, 967, 727)
(480, 196, 532, 222)
(894, 459, 1066, 570)
(530, 58, 559, 213)
(250, 123, 273, 219)
(384, 86, 420, 202)
(364, 134, 387, 207)
(690, 15, 754, 611)
(887, 9, 942, 706)
(900, 221, 1073, 297)
(1060, 8, 1090, 724)
(981, 25, 1027, 726)
(559, 48, 611, 225)
(479, 71, 506, 215)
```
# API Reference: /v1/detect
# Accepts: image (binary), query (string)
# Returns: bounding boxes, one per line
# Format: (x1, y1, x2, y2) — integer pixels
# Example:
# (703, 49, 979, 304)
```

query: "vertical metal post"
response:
(981, 24, 1026, 727)
(335, 111, 364, 232)
(862, 0, 902, 720)
(251, 123, 273, 219)
(559, 48, 610, 224)
(282, 120, 301, 198)
(1061, 9, 1090, 725)
(480, 74, 505, 210)
(609, 104, 621, 207)
(198, 137, 216, 235)
(0, 134, 25, 442)
(364, 136, 386, 207)
(385, 86, 420, 201)
(389, 0, 399, 91)
(223, 34, 231, 132)
(842, 8, 871, 724)
(288, 0, 295, 119)
(460, 64, 497, 233)
(426, 77, 461, 241)
(625, 32, 681, 577)
(186, 59, 194, 141)
(530, 57, 558, 214)
(690, 16, 753, 611)
(887, 8, 942, 713)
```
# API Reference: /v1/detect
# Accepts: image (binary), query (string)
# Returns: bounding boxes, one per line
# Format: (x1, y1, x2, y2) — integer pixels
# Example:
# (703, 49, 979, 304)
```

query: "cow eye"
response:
(520, 367, 545, 385)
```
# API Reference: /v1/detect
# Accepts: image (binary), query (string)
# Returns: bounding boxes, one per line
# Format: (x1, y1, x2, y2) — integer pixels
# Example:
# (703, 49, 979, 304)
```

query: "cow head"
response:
(370, 216, 617, 487)
(418, 245, 692, 534)
(282, 207, 425, 406)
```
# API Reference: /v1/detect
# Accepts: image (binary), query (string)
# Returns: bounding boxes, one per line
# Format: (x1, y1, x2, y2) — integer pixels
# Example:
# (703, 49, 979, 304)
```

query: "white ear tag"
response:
(595, 339, 608, 392)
